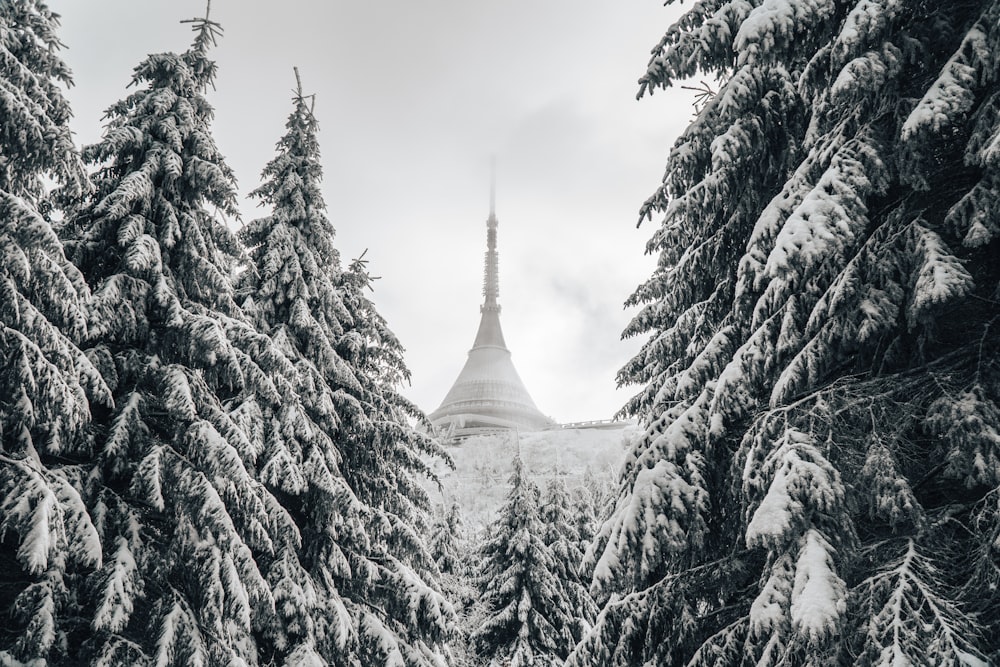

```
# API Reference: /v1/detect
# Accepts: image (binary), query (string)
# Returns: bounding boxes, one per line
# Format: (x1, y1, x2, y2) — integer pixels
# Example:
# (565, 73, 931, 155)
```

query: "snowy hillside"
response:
(425, 426, 635, 532)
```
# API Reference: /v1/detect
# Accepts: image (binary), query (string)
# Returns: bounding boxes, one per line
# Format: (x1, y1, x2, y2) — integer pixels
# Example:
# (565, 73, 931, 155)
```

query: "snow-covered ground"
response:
(425, 426, 636, 532)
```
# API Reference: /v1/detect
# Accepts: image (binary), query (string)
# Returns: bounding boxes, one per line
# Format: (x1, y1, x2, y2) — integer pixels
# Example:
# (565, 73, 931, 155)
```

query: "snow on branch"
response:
(591, 386, 712, 596)
(744, 430, 846, 549)
(742, 429, 851, 652)
(945, 173, 1000, 248)
(906, 222, 975, 329)
(830, 43, 902, 109)
(830, 0, 904, 67)
(639, 0, 754, 95)
(900, 4, 999, 151)
(0, 456, 102, 575)
(852, 539, 987, 666)
(93, 536, 139, 633)
(926, 384, 1000, 488)
(762, 137, 888, 302)
(734, 0, 836, 67)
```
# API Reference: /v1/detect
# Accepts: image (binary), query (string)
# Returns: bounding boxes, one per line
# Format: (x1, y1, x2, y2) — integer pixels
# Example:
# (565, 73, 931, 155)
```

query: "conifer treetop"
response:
(0, 0, 88, 200)
(180, 0, 223, 75)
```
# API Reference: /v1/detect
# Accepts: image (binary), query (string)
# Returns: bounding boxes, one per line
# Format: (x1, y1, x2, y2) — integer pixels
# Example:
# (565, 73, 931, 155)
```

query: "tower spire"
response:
(483, 159, 500, 312)
(489, 156, 496, 217)
(428, 163, 554, 437)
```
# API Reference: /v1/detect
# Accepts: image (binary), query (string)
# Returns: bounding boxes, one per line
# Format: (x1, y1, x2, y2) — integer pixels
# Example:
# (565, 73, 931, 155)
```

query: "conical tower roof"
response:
(428, 175, 553, 437)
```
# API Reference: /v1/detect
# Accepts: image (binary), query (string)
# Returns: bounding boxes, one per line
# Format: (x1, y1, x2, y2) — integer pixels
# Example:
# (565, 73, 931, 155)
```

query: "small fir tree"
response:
(234, 69, 363, 664)
(569, 486, 597, 558)
(334, 252, 450, 538)
(430, 500, 465, 576)
(429, 501, 480, 667)
(327, 232, 456, 665)
(539, 478, 597, 646)
(472, 456, 574, 666)
(582, 465, 617, 525)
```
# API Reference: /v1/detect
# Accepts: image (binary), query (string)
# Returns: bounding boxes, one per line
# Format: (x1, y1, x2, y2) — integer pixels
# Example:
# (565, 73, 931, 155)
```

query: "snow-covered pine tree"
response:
(572, 2, 1000, 665)
(334, 246, 457, 663)
(539, 478, 597, 646)
(66, 11, 296, 665)
(335, 252, 448, 529)
(472, 456, 574, 666)
(580, 465, 614, 526)
(0, 2, 111, 663)
(233, 70, 363, 665)
(428, 501, 480, 667)
(237, 71, 453, 665)
(569, 486, 597, 563)
(430, 500, 465, 576)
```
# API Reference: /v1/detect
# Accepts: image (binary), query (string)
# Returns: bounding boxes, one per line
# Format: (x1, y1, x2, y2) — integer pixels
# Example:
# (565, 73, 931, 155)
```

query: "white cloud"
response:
(53, 0, 691, 423)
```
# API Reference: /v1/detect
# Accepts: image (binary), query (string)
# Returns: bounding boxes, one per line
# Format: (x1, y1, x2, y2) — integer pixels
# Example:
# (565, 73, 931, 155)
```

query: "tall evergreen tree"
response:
(0, 2, 109, 663)
(335, 251, 449, 572)
(237, 71, 453, 666)
(472, 457, 574, 666)
(67, 11, 293, 665)
(572, 2, 1000, 665)
(234, 70, 362, 666)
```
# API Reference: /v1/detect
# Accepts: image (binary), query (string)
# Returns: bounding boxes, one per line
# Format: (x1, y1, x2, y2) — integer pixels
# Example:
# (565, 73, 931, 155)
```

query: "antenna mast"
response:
(489, 156, 496, 217)
(483, 158, 500, 311)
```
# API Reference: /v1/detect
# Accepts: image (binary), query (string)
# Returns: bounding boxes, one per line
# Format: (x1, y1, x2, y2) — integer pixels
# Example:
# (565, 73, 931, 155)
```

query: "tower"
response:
(428, 172, 554, 438)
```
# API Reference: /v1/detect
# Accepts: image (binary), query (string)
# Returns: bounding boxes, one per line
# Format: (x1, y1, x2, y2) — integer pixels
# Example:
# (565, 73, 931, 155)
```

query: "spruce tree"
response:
(334, 251, 450, 548)
(0, 2, 110, 662)
(472, 457, 574, 666)
(430, 500, 465, 576)
(237, 71, 453, 665)
(428, 501, 478, 667)
(572, 2, 1000, 665)
(67, 11, 292, 665)
(539, 478, 597, 646)
(336, 256, 457, 665)
(234, 70, 363, 665)
(569, 486, 596, 558)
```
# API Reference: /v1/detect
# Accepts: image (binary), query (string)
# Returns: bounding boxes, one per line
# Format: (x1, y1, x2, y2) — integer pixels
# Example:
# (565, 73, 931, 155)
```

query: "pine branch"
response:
(680, 80, 717, 115)
(180, 0, 223, 49)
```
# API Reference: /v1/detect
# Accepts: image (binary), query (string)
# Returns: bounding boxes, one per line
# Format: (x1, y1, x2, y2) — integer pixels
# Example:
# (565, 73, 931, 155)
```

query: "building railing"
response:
(555, 419, 632, 430)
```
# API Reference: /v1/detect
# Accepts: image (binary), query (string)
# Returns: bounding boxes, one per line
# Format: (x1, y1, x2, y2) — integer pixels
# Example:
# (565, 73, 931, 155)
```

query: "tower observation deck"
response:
(428, 174, 554, 438)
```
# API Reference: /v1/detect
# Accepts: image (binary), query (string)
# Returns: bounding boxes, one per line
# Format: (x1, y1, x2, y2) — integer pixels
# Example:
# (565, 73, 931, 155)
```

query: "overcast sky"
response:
(52, 0, 692, 424)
